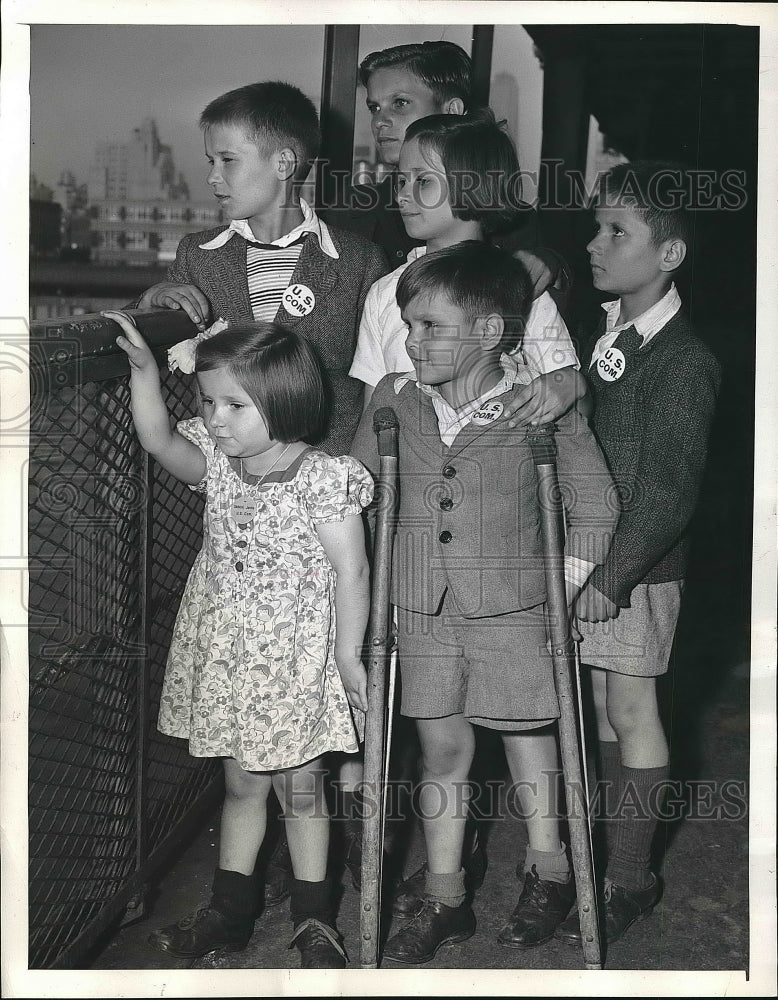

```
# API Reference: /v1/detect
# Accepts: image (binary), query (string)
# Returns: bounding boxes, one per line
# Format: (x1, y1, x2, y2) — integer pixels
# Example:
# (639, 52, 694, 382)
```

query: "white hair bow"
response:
(167, 317, 229, 374)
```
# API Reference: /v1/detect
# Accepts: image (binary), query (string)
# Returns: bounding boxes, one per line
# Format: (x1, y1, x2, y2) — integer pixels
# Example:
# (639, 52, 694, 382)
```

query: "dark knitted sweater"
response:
(583, 309, 721, 607)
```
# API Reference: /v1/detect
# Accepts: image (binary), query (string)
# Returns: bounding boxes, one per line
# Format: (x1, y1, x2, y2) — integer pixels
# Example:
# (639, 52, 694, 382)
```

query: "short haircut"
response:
(396, 240, 533, 353)
(597, 160, 693, 247)
(199, 81, 321, 182)
(359, 41, 472, 108)
(403, 108, 523, 236)
(195, 322, 329, 444)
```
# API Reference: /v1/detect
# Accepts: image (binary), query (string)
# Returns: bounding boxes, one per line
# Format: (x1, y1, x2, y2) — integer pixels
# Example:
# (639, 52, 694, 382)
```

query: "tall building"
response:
(88, 118, 222, 266)
(88, 118, 189, 202)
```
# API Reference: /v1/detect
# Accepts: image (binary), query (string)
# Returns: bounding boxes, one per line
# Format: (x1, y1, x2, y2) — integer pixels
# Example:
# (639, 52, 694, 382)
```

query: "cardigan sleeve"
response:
(165, 232, 196, 284)
(590, 342, 721, 606)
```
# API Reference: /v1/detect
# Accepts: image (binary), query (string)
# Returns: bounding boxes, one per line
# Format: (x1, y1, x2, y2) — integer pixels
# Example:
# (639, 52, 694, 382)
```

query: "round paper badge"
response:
(230, 496, 257, 526)
(472, 400, 504, 426)
(596, 347, 627, 382)
(282, 283, 315, 318)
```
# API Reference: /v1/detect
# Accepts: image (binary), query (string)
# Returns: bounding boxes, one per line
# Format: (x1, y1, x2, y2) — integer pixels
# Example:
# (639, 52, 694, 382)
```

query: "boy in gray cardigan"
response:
(352, 241, 617, 963)
(134, 81, 388, 456)
(556, 160, 721, 950)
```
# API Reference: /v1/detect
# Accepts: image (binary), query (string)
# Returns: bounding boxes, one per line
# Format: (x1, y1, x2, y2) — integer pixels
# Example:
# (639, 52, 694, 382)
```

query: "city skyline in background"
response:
(29, 23, 546, 203)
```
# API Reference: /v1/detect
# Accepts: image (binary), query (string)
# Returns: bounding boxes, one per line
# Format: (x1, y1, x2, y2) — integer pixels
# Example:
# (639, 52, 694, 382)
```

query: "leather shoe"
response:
(264, 834, 292, 907)
(289, 918, 347, 969)
(382, 898, 475, 965)
(148, 904, 253, 959)
(392, 839, 487, 917)
(556, 874, 661, 947)
(497, 865, 576, 948)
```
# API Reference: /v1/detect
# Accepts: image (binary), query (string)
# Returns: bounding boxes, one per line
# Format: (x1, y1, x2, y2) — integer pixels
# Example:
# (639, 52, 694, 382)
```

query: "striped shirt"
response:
(198, 198, 340, 322)
(246, 239, 305, 321)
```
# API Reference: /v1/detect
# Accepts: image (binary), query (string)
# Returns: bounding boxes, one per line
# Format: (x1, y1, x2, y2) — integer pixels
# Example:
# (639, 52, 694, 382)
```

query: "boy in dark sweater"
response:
(557, 160, 721, 948)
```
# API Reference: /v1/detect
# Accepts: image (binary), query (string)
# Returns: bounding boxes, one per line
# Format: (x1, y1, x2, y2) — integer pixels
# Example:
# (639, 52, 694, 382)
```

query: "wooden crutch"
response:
(528, 423, 603, 971)
(360, 407, 400, 969)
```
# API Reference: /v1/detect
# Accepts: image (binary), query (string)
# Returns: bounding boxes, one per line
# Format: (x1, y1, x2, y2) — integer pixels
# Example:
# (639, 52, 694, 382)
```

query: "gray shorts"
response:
(396, 590, 559, 731)
(577, 580, 684, 676)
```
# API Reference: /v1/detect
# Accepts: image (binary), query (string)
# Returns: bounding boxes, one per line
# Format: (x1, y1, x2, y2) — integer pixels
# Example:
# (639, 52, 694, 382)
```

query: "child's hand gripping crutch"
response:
(360, 407, 400, 969)
(528, 423, 603, 971)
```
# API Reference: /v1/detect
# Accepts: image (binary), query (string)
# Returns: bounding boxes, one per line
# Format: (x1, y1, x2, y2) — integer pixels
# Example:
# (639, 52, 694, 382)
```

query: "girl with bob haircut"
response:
(102, 310, 374, 970)
(194, 322, 330, 446)
(402, 106, 525, 236)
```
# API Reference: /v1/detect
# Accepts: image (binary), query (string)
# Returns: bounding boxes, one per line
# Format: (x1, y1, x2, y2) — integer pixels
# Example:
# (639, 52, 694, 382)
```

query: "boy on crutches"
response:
(351, 241, 618, 964)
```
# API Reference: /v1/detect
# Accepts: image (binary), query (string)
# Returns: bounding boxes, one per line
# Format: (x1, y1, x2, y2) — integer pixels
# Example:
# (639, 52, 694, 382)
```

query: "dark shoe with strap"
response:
(264, 834, 293, 907)
(556, 874, 661, 947)
(497, 865, 576, 949)
(289, 918, 347, 969)
(382, 898, 475, 965)
(392, 838, 487, 917)
(148, 903, 253, 959)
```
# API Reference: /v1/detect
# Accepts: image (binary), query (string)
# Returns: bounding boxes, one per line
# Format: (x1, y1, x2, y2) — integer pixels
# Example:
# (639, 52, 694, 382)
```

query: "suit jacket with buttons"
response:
(351, 374, 618, 618)
(160, 222, 389, 455)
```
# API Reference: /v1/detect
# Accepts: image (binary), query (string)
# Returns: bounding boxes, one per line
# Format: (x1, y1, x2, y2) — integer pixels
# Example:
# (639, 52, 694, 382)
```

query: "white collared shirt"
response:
(394, 352, 535, 448)
(198, 198, 339, 259)
(589, 283, 682, 368)
(350, 245, 580, 388)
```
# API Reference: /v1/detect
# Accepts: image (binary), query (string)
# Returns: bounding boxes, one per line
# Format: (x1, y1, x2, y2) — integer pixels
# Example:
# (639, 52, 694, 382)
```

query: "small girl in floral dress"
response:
(105, 311, 374, 970)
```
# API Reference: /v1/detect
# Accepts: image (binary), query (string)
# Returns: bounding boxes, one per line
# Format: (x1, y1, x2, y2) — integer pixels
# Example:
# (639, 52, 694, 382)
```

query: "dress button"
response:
(439, 530, 453, 544)
(442, 466, 456, 478)
(439, 497, 453, 511)
(396, 250, 404, 258)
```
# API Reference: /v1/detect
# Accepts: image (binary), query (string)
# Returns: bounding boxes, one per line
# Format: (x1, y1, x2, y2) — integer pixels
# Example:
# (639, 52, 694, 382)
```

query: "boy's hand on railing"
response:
(505, 367, 584, 427)
(102, 311, 157, 373)
(138, 282, 211, 331)
(336, 656, 369, 714)
(575, 580, 620, 623)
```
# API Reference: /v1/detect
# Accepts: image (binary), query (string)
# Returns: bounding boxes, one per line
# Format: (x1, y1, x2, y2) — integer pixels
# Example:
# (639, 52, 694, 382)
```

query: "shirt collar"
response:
(600, 283, 681, 343)
(405, 245, 427, 265)
(394, 353, 535, 446)
(198, 199, 339, 258)
(393, 352, 534, 399)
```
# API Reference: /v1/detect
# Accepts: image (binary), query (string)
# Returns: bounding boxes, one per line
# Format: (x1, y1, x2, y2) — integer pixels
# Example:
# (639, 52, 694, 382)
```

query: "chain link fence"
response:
(28, 311, 221, 969)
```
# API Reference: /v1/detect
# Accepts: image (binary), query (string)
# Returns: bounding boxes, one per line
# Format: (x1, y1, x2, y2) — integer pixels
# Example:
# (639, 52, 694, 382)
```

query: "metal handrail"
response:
(28, 307, 220, 970)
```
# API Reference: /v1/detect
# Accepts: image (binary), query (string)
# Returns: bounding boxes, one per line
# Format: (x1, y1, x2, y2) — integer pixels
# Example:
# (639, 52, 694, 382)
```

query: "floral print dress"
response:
(157, 417, 374, 771)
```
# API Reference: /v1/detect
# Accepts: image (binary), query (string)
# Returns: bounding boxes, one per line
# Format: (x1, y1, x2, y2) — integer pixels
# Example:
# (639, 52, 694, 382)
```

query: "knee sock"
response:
(523, 842, 571, 884)
(606, 763, 668, 891)
(211, 867, 258, 924)
(598, 739, 622, 859)
(289, 876, 335, 928)
(425, 868, 467, 908)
